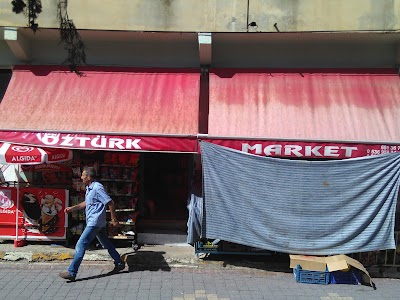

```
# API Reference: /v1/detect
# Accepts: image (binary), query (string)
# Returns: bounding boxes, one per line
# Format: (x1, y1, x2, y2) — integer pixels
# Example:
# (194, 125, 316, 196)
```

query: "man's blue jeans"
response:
(68, 226, 123, 276)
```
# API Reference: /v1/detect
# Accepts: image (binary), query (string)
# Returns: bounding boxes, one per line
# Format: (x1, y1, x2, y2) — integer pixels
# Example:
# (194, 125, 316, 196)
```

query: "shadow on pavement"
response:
(70, 250, 171, 282)
(201, 252, 292, 273)
(124, 250, 172, 272)
(70, 270, 130, 283)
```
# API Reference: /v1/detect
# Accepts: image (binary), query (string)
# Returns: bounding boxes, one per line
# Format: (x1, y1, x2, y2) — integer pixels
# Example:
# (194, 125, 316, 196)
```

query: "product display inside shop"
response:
(1, 146, 195, 247)
(70, 150, 140, 250)
(0, 149, 140, 249)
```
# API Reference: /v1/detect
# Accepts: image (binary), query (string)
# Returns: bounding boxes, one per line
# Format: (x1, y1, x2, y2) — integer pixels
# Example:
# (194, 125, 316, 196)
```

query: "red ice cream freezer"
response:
(0, 187, 69, 241)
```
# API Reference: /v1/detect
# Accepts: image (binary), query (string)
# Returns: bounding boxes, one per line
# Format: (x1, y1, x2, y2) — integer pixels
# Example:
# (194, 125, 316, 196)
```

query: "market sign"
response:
(202, 139, 400, 159)
(2, 131, 399, 158)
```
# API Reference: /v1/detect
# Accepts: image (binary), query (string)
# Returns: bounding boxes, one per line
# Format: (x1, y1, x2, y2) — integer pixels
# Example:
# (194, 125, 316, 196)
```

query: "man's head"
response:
(81, 167, 98, 186)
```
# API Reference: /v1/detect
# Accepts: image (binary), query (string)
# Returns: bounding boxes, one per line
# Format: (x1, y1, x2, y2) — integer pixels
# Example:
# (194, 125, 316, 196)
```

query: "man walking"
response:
(59, 167, 125, 281)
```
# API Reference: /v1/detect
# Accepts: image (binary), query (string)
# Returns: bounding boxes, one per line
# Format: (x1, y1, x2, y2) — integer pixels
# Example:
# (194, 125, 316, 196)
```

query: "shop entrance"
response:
(137, 152, 193, 242)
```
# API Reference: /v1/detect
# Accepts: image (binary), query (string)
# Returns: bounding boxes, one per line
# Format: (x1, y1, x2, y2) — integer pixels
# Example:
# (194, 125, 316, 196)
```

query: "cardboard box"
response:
(289, 254, 373, 287)
(290, 255, 327, 272)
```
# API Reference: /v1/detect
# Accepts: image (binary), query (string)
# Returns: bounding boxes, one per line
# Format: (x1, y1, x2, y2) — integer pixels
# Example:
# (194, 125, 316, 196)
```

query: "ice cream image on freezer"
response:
(21, 192, 41, 225)
(39, 194, 62, 234)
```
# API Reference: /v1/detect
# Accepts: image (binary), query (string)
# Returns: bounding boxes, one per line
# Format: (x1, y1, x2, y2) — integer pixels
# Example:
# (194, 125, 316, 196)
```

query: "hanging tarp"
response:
(187, 171, 204, 245)
(200, 141, 400, 255)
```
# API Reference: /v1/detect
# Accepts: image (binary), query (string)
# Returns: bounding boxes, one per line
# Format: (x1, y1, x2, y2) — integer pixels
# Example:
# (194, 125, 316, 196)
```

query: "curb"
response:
(0, 260, 294, 278)
(0, 250, 116, 262)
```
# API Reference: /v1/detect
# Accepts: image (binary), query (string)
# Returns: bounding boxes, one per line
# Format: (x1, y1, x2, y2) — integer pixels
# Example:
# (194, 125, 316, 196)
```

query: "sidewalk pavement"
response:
(0, 240, 399, 279)
(2, 262, 400, 300)
(0, 240, 292, 275)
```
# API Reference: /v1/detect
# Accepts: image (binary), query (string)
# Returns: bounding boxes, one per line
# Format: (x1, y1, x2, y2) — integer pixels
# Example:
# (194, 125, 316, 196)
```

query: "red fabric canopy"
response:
(208, 69, 400, 144)
(0, 66, 200, 152)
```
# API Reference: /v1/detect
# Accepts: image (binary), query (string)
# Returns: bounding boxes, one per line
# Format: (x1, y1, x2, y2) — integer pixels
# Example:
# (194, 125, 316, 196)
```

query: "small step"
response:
(136, 219, 187, 232)
(137, 232, 188, 245)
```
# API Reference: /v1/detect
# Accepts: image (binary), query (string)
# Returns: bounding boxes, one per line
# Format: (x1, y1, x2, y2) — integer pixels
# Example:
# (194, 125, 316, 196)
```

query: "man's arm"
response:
(65, 201, 86, 214)
(108, 200, 119, 226)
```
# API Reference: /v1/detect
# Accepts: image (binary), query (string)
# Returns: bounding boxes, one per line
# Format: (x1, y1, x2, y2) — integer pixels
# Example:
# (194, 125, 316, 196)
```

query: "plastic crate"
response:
(293, 265, 330, 285)
(330, 268, 363, 285)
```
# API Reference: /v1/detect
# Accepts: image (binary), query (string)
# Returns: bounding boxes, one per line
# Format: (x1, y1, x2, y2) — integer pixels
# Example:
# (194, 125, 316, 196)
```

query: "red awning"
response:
(208, 69, 400, 145)
(0, 66, 200, 152)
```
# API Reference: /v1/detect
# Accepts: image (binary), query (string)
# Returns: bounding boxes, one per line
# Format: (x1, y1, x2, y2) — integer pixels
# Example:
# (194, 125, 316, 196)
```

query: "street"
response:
(0, 262, 399, 300)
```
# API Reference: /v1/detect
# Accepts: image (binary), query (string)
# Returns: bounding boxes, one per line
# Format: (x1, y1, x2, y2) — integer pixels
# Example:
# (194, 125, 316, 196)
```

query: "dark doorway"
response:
(138, 153, 193, 236)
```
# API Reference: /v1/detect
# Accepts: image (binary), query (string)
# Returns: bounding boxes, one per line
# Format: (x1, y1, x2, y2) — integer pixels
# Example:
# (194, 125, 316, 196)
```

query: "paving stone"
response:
(0, 259, 399, 300)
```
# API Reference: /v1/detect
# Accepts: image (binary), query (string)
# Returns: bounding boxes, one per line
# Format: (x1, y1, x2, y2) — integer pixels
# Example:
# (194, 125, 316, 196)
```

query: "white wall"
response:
(1, 0, 399, 32)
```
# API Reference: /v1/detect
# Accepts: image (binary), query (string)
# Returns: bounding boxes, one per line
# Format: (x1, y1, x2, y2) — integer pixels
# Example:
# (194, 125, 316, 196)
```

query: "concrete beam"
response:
(3, 27, 31, 62)
(198, 32, 212, 66)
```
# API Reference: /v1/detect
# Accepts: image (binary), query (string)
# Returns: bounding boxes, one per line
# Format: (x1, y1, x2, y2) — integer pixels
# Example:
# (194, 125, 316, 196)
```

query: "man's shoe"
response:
(111, 262, 126, 273)
(59, 271, 76, 281)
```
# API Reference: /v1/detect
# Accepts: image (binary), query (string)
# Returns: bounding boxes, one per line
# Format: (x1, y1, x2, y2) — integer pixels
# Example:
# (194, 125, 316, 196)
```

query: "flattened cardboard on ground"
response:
(289, 254, 373, 286)
(289, 255, 327, 272)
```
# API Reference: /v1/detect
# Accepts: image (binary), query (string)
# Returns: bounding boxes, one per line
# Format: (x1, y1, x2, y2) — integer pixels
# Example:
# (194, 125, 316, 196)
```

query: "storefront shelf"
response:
(107, 221, 135, 225)
(100, 179, 135, 182)
(107, 208, 135, 212)
(100, 164, 137, 168)
(108, 235, 136, 240)
(108, 194, 135, 197)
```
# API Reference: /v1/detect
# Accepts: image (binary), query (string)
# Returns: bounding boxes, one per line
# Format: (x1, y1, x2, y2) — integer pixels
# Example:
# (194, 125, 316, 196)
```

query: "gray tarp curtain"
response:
(186, 193, 203, 245)
(200, 141, 400, 255)
(187, 170, 203, 245)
